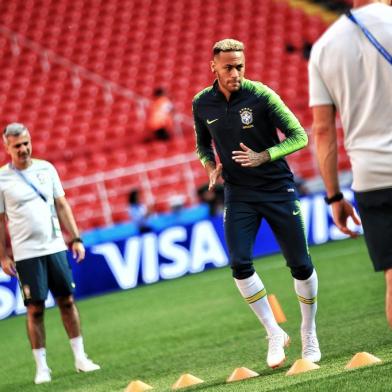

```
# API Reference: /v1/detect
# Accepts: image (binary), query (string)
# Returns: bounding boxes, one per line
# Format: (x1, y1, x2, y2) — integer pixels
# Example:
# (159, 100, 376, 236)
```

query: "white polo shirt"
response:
(0, 159, 67, 261)
(308, 3, 392, 192)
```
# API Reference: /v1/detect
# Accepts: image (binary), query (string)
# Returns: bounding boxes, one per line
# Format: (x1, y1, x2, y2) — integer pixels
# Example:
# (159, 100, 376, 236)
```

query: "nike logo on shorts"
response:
(207, 118, 219, 125)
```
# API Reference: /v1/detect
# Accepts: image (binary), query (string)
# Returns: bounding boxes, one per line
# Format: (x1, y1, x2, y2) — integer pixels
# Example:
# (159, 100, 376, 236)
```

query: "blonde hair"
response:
(213, 39, 244, 56)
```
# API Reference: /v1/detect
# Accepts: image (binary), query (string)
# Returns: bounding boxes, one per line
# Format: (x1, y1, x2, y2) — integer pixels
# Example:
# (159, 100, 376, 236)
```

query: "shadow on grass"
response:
(178, 366, 289, 391)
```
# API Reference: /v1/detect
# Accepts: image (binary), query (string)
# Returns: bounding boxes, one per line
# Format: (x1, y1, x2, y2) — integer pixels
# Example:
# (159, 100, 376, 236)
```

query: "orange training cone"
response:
(345, 352, 382, 369)
(268, 294, 287, 323)
(124, 380, 153, 392)
(172, 374, 204, 389)
(226, 367, 259, 382)
(286, 359, 320, 376)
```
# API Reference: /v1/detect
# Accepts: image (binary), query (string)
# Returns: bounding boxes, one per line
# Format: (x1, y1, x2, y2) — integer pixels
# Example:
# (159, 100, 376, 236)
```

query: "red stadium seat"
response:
(0, 0, 348, 229)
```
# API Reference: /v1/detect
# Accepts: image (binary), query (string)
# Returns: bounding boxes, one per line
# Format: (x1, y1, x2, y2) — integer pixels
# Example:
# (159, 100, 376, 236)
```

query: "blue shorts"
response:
(16, 251, 75, 305)
(224, 199, 313, 280)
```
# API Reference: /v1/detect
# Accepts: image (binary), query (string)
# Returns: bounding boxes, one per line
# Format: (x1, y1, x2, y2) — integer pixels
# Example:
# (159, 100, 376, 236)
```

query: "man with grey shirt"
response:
(0, 123, 100, 384)
(309, 1, 392, 326)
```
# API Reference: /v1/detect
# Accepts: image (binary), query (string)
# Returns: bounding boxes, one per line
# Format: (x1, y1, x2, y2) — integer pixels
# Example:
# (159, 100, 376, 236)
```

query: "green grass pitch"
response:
(1, 237, 391, 391)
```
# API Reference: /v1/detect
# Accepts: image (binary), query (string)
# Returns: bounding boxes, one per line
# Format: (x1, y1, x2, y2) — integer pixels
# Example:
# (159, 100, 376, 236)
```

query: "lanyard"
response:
(10, 164, 47, 203)
(346, 10, 392, 65)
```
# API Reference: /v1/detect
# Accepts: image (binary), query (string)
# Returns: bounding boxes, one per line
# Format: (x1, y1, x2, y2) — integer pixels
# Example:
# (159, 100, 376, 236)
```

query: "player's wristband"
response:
(70, 237, 84, 245)
(324, 192, 344, 205)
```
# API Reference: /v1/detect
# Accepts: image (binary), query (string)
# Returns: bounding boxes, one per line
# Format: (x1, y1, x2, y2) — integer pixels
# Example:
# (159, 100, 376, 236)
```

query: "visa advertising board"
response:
(0, 190, 360, 320)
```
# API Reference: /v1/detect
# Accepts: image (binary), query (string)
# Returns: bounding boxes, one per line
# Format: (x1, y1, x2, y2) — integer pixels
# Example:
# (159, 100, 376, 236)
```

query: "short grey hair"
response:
(213, 39, 244, 56)
(3, 123, 30, 143)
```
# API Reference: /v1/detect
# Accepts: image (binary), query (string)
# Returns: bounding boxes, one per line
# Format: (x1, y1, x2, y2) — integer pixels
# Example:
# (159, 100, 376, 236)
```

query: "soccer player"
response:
(0, 123, 100, 384)
(309, 0, 392, 326)
(192, 39, 321, 368)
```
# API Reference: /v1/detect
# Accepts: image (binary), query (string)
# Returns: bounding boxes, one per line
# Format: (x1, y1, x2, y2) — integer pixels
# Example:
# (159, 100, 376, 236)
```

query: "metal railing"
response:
(62, 152, 202, 227)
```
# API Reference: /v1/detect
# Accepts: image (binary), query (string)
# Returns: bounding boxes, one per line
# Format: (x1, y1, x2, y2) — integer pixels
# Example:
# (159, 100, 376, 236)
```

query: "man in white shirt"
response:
(309, 1, 392, 326)
(0, 123, 100, 384)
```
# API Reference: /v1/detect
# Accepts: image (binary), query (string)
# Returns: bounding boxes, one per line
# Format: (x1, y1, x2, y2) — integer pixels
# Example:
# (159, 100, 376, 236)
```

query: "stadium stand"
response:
(0, 0, 351, 230)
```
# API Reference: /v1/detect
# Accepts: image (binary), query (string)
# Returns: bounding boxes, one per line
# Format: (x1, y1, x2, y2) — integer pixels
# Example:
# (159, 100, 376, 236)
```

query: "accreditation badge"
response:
(50, 204, 62, 238)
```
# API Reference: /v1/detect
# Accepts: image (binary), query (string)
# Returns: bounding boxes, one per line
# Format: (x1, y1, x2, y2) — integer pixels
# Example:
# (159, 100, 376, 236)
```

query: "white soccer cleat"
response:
(301, 331, 321, 363)
(34, 367, 51, 384)
(266, 330, 290, 368)
(75, 356, 101, 373)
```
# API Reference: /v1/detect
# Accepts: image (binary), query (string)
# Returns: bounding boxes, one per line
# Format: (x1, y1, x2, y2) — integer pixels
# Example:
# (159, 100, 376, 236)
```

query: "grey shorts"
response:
(354, 187, 392, 271)
(16, 251, 75, 305)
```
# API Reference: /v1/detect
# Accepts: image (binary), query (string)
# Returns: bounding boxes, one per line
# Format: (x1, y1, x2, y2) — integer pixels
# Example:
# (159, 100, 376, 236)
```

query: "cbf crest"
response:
(239, 108, 254, 129)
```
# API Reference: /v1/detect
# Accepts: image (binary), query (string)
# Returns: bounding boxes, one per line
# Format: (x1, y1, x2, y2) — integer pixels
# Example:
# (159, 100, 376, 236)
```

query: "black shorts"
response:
(16, 251, 75, 305)
(354, 187, 392, 271)
(224, 199, 313, 280)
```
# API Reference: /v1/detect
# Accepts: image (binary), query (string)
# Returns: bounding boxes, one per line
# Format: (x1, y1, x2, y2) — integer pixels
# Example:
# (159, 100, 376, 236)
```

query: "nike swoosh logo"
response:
(293, 210, 301, 216)
(207, 118, 219, 125)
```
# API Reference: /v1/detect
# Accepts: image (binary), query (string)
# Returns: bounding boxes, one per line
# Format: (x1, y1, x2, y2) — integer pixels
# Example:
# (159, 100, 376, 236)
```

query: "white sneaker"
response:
(266, 330, 290, 368)
(75, 356, 101, 373)
(301, 331, 321, 363)
(34, 367, 51, 384)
